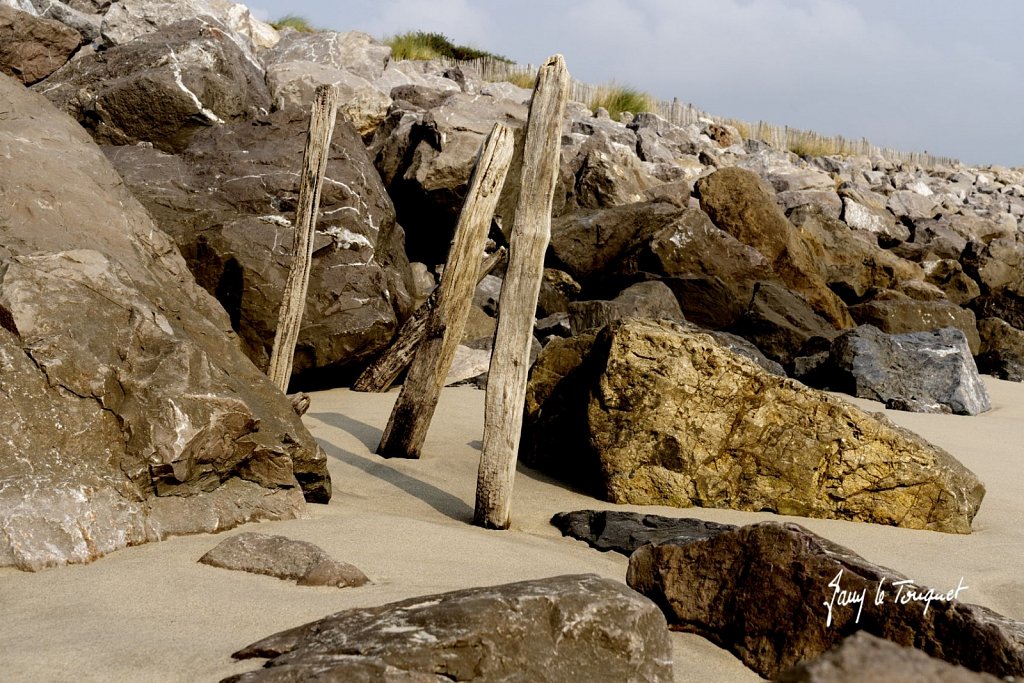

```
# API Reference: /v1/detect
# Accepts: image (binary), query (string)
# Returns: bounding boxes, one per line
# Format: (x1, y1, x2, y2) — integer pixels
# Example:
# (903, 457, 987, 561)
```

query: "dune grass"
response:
(386, 31, 511, 63)
(589, 83, 653, 120)
(270, 14, 317, 33)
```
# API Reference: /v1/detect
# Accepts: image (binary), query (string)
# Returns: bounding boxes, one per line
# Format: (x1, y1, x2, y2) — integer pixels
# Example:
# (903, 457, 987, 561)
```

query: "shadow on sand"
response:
(310, 411, 475, 523)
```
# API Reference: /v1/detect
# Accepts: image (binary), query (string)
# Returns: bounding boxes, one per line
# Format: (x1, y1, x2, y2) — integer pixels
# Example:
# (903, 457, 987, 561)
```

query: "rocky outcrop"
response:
(226, 574, 673, 682)
(777, 632, 1004, 683)
(696, 167, 853, 328)
(976, 317, 1024, 381)
(34, 19, 271, 152)
(198, 532, 369, 587)
(849, 291, 982, 354)
(0, 73, 327, 570)
(821, 325, 991, 415)
(0, 4, 82, 85)
(524, 318, 984, 533)
(551, 510, 736, 556)
(105, 107, 413, 384)
(627, 522, 1024, 680)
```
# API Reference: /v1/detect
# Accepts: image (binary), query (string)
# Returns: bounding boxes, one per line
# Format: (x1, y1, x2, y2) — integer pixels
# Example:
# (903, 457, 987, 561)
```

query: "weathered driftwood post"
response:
(266, 84, 339, 392)
(376, 123, 516, 458)
(475, 55, 569, 529)
(351, 247, 507, 393)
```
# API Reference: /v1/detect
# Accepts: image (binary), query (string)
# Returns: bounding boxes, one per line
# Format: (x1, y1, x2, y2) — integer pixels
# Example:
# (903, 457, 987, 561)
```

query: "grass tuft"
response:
(589, 83, 653, 120)
(386, 31, 511, 63)
(270, 14, 317, 33)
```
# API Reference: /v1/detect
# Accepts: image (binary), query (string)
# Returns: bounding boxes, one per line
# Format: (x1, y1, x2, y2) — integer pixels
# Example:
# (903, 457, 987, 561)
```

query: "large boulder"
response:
(696, 167, 853, 328)
(105, 107, 413, 385)
(848, 290, 981, 354)
(523, 318, 984, 533)
(373, 90, 527, 265)
(627, 522, 1024, 680)
(34, 19, 271, 152)
(777, 632, 1004, 683)
(0, 73, 327, 570)
(729, 280, 839, 367)
(0, 4, 82, 85)
(976, 317, 1024, 381)
(227, 574, 673, 683)
(822, 325, 991, 415)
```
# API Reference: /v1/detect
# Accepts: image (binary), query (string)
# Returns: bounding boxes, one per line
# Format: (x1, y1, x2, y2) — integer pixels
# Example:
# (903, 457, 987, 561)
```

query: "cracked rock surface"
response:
(225, 574, 673, 683)
(524, 318, 984, 533)
(0, 72, 327, 571)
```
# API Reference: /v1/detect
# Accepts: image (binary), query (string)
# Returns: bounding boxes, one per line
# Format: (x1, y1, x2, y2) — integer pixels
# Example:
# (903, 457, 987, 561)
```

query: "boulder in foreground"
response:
(627, 522, 1024, 680)
(777, 631, 1004, 682)
(524, 319, 984, 533)
(226, 574, 672, 682)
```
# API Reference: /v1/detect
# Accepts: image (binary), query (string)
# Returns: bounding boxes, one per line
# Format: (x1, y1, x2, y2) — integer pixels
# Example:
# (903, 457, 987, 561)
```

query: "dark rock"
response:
(34, 19, 271, 152)
(226, 574, 673, 683)
(960, 237, 1024, 294)
(104, 107, 412, 385)
(848, 291, 981, 355)
(885, 396, 952, 414)
(551, 510, 736, 556)
(548, 201, 686, 295)
(923, 259, 982, 305)
(0, 75, 327, 570)
(730, 281, 839, 368)
(536, 312, 570, 338)
(971, 290, 1024, 331)
(568, 280, 684, 335)
(777, 631, 1004, 683)
(823, 325, 990, 415)
(976, 317, 1024, 381)
(524, 319, 983, 532)
(699, 328, 786, 376)
(627, 522, 1024, 680)
(198, 532, 369, 587)
(0, 4, 82, 85)
(696, 167, 853, 328)
(537, 267, 581, 316)
(911, 217, 969, 260)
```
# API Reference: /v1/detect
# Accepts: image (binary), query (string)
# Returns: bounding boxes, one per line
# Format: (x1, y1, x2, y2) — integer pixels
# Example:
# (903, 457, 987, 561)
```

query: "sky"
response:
(250, 1, 1024, 168)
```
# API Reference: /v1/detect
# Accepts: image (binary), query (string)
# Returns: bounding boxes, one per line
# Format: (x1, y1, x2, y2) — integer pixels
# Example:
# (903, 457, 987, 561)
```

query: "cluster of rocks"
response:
(554, 510, 1024, 681)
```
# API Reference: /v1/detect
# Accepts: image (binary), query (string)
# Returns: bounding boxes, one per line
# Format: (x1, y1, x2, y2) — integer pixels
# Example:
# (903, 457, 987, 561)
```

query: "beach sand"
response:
(2, 378, 1021, 682)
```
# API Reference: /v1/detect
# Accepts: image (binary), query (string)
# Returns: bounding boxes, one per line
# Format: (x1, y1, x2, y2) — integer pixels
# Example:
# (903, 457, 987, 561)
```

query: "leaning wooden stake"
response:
(377, 123, 516, 459)
(351, 247, 507, 393)
(475, 55, 569, 529)
(267, 84, 339, 392)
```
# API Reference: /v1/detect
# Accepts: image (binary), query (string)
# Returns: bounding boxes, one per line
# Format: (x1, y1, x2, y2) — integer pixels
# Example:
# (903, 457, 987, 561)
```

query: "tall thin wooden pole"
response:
(267, 84, 339, 391)
(376, 123, 515, 459)
(474, 55, 569, 529)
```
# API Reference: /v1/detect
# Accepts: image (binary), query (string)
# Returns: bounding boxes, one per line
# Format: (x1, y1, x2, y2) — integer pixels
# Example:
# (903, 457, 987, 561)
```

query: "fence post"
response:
(376, 123, 516, 459)
(266, 84, 339, 392)
(473, 55, 570, 530)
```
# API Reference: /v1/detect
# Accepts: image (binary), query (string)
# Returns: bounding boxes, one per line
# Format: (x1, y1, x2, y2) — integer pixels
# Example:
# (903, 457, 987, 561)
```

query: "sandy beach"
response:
(2, 377, 1022, 682)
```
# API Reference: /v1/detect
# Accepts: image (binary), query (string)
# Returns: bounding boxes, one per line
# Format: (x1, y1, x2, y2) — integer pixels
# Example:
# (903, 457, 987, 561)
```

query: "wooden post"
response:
(474, 55, 569, 529)
(376, 123, 515, 459)
(267, 84, 339, 392)
(351, 247, 506, 393)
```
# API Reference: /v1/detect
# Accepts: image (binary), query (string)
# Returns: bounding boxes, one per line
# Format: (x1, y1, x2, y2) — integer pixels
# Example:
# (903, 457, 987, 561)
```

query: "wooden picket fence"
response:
(442, 56, 959, 169)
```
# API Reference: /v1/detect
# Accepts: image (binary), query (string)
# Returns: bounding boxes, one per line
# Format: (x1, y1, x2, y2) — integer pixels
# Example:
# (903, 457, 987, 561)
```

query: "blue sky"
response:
(251, 0, 1024, 167)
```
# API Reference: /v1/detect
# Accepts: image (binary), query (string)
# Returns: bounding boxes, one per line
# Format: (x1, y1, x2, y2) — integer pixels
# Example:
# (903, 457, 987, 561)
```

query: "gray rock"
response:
(226, 574, 673, 683)
(824, 325, 990, 415)
(976, 317, 1024, 381)
(730, 280, 839, 367)
(568, 280, 684, 335)
(104, 107, 413, 384)
(442, 345, 491, 386)
(27, 0, 100, 42)
(777, 631, 1004, 682)
(551, 510, 736, 556)
(628, 522, 1023, 680)
(199, 532, 369, 587)
(0, 73, 327, 570)
(536, 311, 571, 338)
(568, 131, 659, 210)
(35, 19, 271, 153)
(0, 4, 82, 85)
(261, 29, 388, 81)
(848, 291, 981, 354)
(473, 274, 503, 316)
